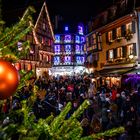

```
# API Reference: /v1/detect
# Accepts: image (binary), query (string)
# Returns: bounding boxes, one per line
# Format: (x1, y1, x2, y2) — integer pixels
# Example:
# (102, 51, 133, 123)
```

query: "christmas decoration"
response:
(0, 60, 19, 99)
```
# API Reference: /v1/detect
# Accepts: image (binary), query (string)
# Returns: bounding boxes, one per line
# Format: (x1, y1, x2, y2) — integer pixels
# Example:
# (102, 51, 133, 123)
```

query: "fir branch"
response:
(71, 100, 90, 119)
(81, 127, 125, 140)
(50, 102, 72, 134)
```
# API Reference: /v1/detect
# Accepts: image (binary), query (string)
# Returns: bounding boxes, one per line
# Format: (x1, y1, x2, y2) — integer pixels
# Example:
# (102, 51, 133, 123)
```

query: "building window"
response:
(116, 27, 121, 38)
(27, 63, 32, 71)
(42, 37, 46, 45)
(76, 56, 85, 64)
(64, 56, 71, 64)
(75, 36, 80, 43)
(126, 22, 132, 33)
(127, 44, 133, 56)
(75, 45, 80, 54)
(55, 35, 60, 43)
(81, 36, 85, 43)
(54, 45, 60, 54)
(92, 33, 97, 49)
(109, 49, 114, 60)
(108, 31, 113, 42)
(54, 56, 60, 65)
(65, 45, 71, 54)
(117, 47, 123, 58)
(64, 35, 71, 43)
(43, 23, 46, 30)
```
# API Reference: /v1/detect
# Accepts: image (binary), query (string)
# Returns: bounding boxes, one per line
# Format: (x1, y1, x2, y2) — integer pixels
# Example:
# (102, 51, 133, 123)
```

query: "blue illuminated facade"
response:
(53, 24, 86, 75)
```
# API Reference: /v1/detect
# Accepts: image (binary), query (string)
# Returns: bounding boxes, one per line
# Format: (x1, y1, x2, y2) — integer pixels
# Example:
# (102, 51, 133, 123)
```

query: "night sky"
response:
(3, 0, 113, 24)
(46, 0, 112, 23)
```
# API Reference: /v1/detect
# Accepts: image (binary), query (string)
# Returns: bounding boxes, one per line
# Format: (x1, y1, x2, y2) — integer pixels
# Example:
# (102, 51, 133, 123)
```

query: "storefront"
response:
(51, 66, 87, 76)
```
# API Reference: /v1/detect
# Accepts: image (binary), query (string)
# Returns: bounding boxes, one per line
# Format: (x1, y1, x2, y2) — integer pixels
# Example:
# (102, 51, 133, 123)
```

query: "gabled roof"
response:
(34, 2, 54, 40)
(2, 0, 54, 39)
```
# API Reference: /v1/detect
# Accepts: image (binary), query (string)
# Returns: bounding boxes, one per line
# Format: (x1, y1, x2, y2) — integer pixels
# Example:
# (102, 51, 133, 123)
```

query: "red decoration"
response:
(0, 60, 19, 99)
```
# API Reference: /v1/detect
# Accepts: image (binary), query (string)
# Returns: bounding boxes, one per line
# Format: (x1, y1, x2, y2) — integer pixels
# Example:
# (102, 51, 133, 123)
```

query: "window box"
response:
(108, 39, 114, 45)
(116, 36, 123, 42)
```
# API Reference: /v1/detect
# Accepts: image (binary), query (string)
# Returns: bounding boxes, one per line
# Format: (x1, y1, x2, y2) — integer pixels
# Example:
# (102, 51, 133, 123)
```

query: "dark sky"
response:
(46, 0, 113, 23)
(3, 0, 113, 24)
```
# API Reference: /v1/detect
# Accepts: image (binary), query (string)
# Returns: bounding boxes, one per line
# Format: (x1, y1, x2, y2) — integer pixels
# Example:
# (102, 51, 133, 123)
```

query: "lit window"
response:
(126, 22, 132, 33)
(117, 47, 123, 58)
(64, 35, 71, 43)
(78, 26, 84, 35)
(116, 27, 121, 37)
(75, 45, 80, 54)
(109, 50, 114, 60)
(75, 36, 80, 43)
(81, 36, 85, 43)
(54, 56, 60, 65)
(76, 56, 85, 64)
(54, 45, 60, 54)
(65, 45, 71, 53)
(27, 63, 32, 71)
(43, 23, 46, 30)
(55, 35, 60, 43)
(65, 26, 69, 31)
(127, 44, 133, 56)
(108, 31, 113, 41)
(64, 56, 71, 64)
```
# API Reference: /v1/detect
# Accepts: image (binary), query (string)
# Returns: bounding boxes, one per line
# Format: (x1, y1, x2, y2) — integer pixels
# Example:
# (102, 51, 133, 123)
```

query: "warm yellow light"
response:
(129, 54, 134, 59)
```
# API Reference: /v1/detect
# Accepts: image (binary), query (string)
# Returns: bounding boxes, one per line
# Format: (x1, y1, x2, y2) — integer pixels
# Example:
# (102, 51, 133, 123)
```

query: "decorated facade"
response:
(52, 24, 86, 76)
(3, 1, 54, 77)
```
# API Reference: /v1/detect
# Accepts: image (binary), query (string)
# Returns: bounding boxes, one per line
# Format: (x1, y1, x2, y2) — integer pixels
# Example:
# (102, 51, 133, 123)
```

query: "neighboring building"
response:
(86, 0, 140, 88)
(3, 1, 54, 77)
(52, 24, 86, 76)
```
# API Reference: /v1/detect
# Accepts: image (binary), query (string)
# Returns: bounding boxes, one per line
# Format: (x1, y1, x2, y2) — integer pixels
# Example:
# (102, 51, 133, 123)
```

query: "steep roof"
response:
(2, 0, 54, 39)
(34, 2, 54, 40)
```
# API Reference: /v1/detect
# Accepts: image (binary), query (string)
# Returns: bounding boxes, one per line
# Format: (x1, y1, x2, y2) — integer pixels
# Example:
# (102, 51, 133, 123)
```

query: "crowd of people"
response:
(1, 74, 140, 139)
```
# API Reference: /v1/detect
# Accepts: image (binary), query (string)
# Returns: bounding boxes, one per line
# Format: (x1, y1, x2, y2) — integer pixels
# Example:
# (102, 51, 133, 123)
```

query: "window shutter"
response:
(106, 50, 109, 60)
(114, 48, 117, 59)
(121, 25, 126, 37)
(133, 43, 137, 56)
(106, 32, 109, 44)
(122, 46, 127, 57)
(132, 21, 136, 33)
(112, 29, 116, 40)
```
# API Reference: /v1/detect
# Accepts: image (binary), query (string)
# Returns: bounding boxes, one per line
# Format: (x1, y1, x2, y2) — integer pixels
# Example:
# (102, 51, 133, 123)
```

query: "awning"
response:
(99, 67, 134, 76)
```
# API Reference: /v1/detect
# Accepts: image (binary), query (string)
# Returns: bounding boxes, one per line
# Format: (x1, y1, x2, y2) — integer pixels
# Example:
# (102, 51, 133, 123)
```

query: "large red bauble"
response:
(0, 60, 19, 99)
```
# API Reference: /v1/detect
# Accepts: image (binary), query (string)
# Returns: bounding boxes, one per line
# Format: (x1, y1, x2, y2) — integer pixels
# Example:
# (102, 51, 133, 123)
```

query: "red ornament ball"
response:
(0, 60, 19, 99)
